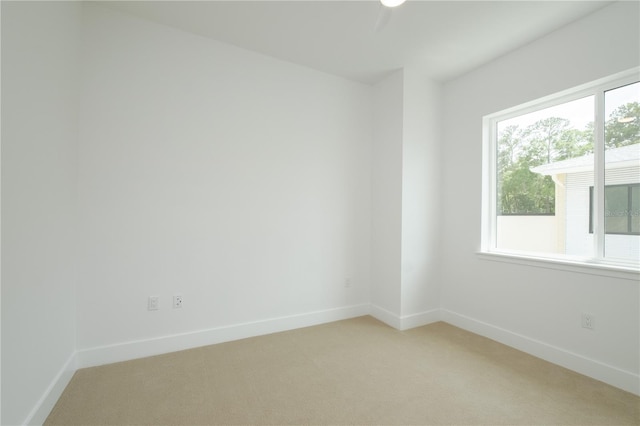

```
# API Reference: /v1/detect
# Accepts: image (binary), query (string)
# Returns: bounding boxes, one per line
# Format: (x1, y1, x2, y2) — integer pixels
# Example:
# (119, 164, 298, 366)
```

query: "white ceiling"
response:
(102, 1, 612, 84)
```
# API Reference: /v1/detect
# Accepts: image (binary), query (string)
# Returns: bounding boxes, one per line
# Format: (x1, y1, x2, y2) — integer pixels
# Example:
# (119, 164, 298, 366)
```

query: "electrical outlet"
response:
(344, 278, 352, 288)
(148, 296, 159, 311)
(173, 295, 183, 309)
(582, 313, 595, 330)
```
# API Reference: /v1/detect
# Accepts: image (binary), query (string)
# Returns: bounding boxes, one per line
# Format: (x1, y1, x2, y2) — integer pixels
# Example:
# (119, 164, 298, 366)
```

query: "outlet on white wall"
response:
(148, 296, 159, 311)
(582, 313, 595, 330)
(173, 295, 183, 309)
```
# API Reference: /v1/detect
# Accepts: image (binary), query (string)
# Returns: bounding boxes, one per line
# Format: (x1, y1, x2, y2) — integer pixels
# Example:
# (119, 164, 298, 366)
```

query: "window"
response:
(589, 184, 640, 235)
(482, 70, 640, 270)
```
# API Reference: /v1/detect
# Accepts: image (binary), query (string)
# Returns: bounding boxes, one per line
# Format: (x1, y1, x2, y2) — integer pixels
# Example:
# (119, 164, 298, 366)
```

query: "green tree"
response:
(605, 102, 640, 148)
(555, 128, 593, 160)
(497, 101, 639, 216)
(497, 124, 521, 170)
(498, 117, 589, 214)
(521, 117, 571, 165)
(499, 163, 555, 214)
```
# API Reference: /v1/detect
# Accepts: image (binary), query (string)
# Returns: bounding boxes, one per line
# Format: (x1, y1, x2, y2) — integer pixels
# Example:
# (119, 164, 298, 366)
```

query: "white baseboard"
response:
(24, 352, 77, 426)
(27, 305, 639, 426)
(400, 309, 441, 330)
(77, 304, 370, 369)
(441, 309, 640, 396)
(370, 305, 440, 330)
(370, 304, 402, 329)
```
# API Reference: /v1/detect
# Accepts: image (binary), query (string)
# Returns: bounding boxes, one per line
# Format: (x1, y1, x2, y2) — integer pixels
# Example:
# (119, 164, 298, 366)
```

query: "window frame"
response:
(481, 68, 640, 277)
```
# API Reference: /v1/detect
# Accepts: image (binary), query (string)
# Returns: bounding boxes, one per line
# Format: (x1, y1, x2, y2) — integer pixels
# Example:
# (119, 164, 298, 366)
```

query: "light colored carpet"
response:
(46, 316, 639, 425)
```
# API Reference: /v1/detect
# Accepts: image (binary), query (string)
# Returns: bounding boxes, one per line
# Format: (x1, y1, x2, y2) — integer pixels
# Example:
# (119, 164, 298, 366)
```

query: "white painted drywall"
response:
(76, 4, 373, 351)
(370, 68, 442, 325)
(371, 70, 404, 317)
(401, 69, 441, 318)
(1, 2, 80, 424)
(4, 1, 639, 422)
(441, 0, 639, 388)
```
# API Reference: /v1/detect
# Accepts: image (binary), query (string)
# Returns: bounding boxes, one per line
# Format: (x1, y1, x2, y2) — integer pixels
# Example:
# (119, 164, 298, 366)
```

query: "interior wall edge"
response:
(23, 352, 77, 426)
(400, 309, 441, 331)
(369, 304, 403, 329)
(77, 304, 370, 370)
(369, 304, 440, 330)
(441, 309, 640, 396)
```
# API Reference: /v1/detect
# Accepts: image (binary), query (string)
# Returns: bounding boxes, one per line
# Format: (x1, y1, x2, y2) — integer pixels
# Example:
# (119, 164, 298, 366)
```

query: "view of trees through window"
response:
(496, 95, 639, 216)
(487, 77, 639, 262)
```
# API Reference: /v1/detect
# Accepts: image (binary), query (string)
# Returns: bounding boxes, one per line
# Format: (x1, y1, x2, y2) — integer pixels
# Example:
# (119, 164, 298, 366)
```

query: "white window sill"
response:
(477, 251, 639, 281)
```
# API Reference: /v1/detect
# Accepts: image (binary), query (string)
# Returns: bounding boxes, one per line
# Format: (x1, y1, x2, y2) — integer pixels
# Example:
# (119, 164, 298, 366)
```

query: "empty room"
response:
(1, 0, 639, 424)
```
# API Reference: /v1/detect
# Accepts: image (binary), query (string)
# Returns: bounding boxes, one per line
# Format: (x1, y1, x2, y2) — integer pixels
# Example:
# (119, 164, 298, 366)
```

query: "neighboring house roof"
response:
(531, 143, 640, 175)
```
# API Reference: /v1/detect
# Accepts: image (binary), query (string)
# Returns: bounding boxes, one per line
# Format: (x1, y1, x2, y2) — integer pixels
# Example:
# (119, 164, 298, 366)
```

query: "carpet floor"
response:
(45, 316, 639, 425)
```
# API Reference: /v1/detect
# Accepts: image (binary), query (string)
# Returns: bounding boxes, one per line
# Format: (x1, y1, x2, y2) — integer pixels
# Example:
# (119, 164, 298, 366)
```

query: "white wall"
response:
(401, 69, 441, 320)
(76, 4, 373, 353)
(371, 70, 404, 318)
(441, 1, 640, 393)
(4, 1, 639, 422)
(370, 68, 441, 328)
(1, 2, 80, 424)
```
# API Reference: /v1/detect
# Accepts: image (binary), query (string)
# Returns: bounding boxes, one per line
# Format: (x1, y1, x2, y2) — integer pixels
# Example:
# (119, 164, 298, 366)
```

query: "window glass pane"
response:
(605, 186, 629, 234)
(496, 96, 594, 254)
(604, 82, 640, 260)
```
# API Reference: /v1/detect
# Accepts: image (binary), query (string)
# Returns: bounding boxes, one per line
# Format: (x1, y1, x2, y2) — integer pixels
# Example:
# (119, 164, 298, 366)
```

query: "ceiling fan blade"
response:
(374, 6, 392, 33)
